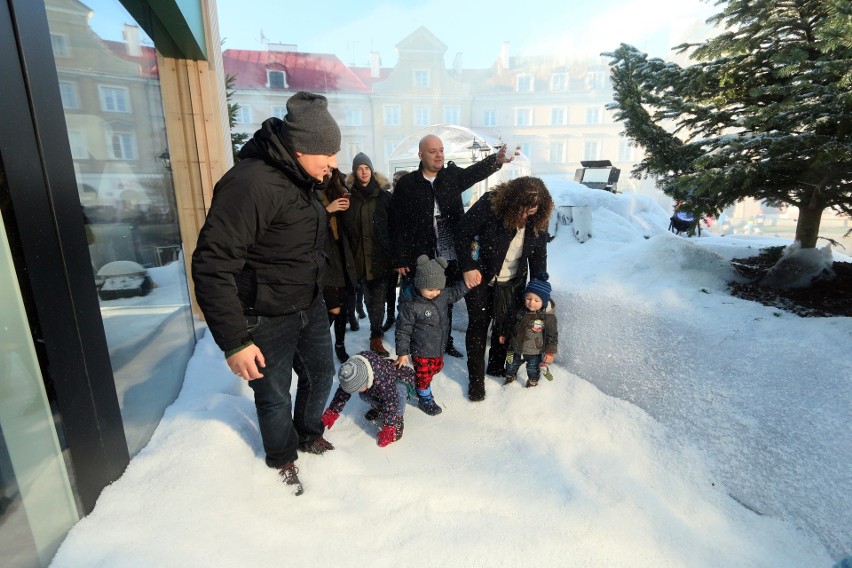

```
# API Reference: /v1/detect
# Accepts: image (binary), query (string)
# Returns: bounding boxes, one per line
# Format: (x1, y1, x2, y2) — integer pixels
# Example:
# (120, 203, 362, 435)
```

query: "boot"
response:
(526, 378, 539, 388)
(468, 376, 486, 402)
(381, 313, 395, 332)
(364, 407, 380, 421)
(370, 337, 389, 357)
(278, 463, 303, 496)
(445, 336, 464, 358)
(334, 343, 349, 363)
(417, 388, 443, 416)
(348, 311, 360, 332)
(395, 416, 404, 441)
(503, 375, 516, 385)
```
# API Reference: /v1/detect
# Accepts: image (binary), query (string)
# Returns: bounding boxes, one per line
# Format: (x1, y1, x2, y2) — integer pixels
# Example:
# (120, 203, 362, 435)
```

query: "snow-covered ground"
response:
(49, 182, 851, 567)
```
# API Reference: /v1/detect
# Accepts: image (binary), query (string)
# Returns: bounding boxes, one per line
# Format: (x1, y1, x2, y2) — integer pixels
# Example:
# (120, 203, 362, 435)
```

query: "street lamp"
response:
(467, 137, 491, 162)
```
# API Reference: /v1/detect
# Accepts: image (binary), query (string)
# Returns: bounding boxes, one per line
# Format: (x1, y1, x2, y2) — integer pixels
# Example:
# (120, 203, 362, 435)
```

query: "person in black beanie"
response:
(343, 152, 394, 357)
(192, 91, 342, 496)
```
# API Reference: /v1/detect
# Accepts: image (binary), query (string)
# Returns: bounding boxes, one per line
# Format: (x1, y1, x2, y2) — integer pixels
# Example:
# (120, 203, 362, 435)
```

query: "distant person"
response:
(321, 350, 417, 447)
(498, 273, 558, 388)
(318, 169, 357, 362)
(382, 169, 410, 332)
(343, 152, 395, 356)
(394, 255, 470, 415)
(192, 91, 341, 496)
(455, 176, 553, 402)
(389, 135, 519, 359)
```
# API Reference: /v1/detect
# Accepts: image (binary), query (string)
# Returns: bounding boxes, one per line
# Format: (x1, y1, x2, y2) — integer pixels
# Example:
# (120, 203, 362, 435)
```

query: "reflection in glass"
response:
(46, 0, 196, 456)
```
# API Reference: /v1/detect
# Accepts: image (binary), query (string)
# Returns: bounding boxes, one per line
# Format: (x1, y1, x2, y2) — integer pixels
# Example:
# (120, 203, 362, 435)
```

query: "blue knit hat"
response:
(525, 273, 551, 305)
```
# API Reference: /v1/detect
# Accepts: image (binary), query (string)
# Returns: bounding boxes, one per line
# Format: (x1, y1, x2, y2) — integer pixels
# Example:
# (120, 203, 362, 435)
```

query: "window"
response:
(583, 140, 601, 161)
(443, 105, 460, 125)
(235, 106, 252, 124)
(515, 108, 532, 126)
(98, 85, 131, 113)
(483, 109, 496, 127)
(551, 73, 568, 91)
(586, 71, 607, 90)
(619, 139, 635, 162)
(271, 105, 286, 119)
(104, 126, 137, 160)
(549, 142, 565, 163)
(414, 105, 431, 127)
(551, 107, 566, 126)
(267, 70, 287, 88)
(58, 81, 78, 110)
(586, 107, 601, 124)
(50, 33, 69, 58)
(384, 140, 399, 161)
(345, 108, 363, 127)
(66, 129, 87, 160)
(519, 142, 532, 159)
(383, 105, 400, 126)
(413, 69, 430, 88)
(516, 74, 534, 92)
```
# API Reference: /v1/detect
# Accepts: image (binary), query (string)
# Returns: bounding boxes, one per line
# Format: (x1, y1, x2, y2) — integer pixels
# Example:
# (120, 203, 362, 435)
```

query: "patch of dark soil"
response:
(728, 246, 852, 317)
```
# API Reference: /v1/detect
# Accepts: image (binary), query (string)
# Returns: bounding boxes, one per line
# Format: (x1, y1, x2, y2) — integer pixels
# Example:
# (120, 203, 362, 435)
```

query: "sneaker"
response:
(525, 378, 539, 388)
(298, 436, 335, 455)
(418, 394, 443, 416)
(364, 408, 380, 421)
(278, 463, 303, 496)
(370, 337, 390, 357)
(334, 343, 349, 363)
(503, 375, 516, 385)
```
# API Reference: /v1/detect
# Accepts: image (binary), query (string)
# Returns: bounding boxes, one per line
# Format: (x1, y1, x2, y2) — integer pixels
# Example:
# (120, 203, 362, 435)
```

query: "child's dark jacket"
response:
(395, 281, 468, 358)
(505, 299, 558, 356)
(327, 350, 415, 428)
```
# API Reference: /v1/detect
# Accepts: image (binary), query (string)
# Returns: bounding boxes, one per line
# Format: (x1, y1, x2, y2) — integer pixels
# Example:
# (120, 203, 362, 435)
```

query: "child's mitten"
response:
(377, 425, 397, 447)
(321, 408, 340, 429)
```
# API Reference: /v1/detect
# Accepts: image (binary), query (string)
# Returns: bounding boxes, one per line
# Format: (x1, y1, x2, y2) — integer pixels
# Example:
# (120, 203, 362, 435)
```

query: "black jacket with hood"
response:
(192, 118, 326, 352)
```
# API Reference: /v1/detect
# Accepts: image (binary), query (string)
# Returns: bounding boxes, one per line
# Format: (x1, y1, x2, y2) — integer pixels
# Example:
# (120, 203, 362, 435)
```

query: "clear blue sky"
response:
(215, 0, 717, 67)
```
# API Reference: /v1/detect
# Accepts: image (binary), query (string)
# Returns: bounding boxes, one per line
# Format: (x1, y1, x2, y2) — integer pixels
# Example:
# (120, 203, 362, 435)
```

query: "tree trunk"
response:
(794, 203, 824, 249)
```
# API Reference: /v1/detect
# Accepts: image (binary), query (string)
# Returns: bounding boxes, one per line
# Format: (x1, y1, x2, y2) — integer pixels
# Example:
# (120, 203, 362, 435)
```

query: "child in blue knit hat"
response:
(498, 273, 558, 387)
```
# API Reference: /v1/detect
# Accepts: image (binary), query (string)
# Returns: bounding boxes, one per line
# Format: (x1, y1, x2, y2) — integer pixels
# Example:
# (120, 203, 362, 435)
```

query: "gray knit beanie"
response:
(352, 152, 373, 173)
(414, 255, 448, 290)
(278, 91, 341, 155)
(337, 354, 374, 394)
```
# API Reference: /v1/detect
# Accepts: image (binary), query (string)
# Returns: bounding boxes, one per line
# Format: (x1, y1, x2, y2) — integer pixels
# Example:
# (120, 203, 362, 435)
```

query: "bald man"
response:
(389, 134, 518, 359)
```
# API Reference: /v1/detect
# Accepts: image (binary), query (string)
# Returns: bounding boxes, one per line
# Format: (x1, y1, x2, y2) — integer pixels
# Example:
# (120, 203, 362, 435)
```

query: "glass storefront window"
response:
(45, 0, 196, 456)
(0, 205, 79, 568)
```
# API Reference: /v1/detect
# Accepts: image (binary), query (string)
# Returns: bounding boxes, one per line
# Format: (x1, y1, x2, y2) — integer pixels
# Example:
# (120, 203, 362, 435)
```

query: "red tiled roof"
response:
(349, 66, 393, 88)
(224, 49, 371, 93)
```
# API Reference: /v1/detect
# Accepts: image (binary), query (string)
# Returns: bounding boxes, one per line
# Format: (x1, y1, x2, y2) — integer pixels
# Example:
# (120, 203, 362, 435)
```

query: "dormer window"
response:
(267, 70, 287, 89)
(516, 74, 534, 93)
(551, 73, 568, 91)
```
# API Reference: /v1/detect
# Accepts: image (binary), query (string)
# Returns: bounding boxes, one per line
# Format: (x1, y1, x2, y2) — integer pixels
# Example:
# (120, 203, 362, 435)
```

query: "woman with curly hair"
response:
(455, 176, 554, 401)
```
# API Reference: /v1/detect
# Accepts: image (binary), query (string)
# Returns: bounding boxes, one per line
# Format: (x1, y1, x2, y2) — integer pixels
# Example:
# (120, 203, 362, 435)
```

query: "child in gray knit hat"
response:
(394, 255, 470, 415)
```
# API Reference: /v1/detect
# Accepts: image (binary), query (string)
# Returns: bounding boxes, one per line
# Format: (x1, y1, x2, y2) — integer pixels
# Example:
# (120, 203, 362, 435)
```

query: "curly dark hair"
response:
(489, 176, 554, 233)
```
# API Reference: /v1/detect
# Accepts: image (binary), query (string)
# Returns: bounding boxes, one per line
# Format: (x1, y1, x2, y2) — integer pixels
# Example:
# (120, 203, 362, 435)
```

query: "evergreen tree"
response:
(226, 74, 249, 163)
(605, 0, 852, 248)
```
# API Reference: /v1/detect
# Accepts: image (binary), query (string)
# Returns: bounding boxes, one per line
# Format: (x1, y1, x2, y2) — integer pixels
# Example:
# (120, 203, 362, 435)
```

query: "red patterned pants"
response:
(413, 356, 444, 391)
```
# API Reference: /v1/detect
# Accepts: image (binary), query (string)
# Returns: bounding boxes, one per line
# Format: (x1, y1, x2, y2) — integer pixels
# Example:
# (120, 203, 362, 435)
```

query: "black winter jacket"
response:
(389, 155, 501, 270)
(318, 171, 357, 289)
(342, 173, 394, 281)
(192, 118, 326, 352)
(454, 192, 548, 286)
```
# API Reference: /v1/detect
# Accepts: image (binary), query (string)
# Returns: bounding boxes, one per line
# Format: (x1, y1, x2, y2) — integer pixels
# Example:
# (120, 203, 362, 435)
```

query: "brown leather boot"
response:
(370, 337, 389, 357)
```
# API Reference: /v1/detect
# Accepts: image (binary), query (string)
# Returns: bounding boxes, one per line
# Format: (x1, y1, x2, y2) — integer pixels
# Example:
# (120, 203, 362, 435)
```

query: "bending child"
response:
(395, 255, 470, 415)
(499, 273, 558, 388)
(321, 350, 415, 447)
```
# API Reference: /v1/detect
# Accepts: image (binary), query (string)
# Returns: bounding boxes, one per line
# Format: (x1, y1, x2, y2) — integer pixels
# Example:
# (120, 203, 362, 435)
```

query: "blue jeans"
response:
(246, 296, 334, 468)
(505, 353, 543, 381)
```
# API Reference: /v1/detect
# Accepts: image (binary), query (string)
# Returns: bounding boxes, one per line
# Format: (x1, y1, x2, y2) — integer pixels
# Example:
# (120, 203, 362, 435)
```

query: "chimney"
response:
(369, 51, 381, 78)
(123, 24, 141, 57)
(499, 41, 510, 70)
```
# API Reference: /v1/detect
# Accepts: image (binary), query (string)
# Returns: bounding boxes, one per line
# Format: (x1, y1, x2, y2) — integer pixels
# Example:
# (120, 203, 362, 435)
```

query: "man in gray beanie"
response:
(192, 91, 342, 496)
